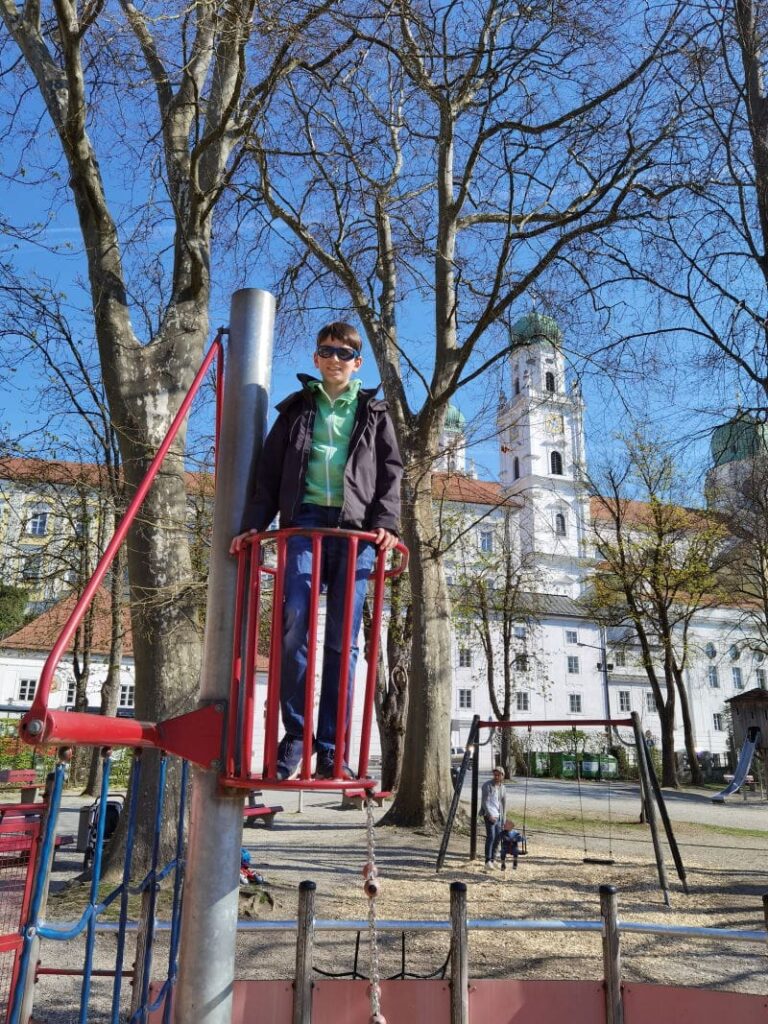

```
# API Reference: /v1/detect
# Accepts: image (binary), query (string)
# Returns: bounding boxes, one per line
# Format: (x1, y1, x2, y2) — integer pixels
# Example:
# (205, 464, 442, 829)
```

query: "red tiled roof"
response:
(0, 588, 134, 656)
(431, 472, 515, 507)
(0, 457, 212, 494)
(0, 588, 271, 671)
(590, 495, 711, 530)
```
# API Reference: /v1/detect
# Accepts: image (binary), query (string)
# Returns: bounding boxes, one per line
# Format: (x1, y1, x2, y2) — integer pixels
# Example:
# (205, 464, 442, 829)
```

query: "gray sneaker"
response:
(275, 735, 304, 781)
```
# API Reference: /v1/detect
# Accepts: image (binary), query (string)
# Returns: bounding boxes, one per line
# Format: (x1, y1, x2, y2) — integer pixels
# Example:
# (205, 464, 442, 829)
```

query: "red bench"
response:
(243, 804, 283, 829)
(0, 769, 41, 803)
(341, 789, 393, 811)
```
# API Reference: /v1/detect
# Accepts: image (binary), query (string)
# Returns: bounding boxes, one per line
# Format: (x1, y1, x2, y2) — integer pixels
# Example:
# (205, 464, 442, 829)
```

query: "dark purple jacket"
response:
(242, 374, 403, 534)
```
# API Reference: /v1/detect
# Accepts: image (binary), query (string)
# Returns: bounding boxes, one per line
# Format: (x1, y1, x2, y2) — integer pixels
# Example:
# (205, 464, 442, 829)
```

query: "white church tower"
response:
(496, 312, 590, 595)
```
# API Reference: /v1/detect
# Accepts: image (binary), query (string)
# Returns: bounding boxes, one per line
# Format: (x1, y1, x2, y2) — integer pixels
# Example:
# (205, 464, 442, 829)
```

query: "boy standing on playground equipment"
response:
(231, 322, 402, 781)
(481, 766, 507, 868)
(499, 820, 524, 870)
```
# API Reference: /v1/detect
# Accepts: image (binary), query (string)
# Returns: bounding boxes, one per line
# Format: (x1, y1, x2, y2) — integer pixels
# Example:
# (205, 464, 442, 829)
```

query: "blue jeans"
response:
(483, 817, 502, 862)
(281, 504, 375, 753)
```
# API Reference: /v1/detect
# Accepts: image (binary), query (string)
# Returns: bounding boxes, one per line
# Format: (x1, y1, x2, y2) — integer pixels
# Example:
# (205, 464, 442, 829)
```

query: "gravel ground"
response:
(20, 781, 768, 1021)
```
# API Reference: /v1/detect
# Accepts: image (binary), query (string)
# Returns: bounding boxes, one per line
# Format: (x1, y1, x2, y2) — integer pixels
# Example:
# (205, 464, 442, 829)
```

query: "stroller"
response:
(83, 792, 124, 869)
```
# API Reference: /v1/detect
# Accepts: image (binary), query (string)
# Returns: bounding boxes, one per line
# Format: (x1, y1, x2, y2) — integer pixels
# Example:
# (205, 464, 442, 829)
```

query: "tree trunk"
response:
(383, 475, 453, 829)
(673, 665, 703, 786)
(658, 700, 678, 787)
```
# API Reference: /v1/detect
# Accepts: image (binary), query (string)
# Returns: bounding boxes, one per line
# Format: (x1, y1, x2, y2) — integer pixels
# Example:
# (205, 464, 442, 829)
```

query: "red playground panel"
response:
(623, 982, 768, 1023)
(149, 977, 768, 1023)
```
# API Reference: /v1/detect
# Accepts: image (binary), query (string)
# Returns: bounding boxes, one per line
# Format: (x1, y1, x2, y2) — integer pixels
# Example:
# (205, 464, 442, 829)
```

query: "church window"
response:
(516, 691, 530, 712)
(514, 653, 529, 672)
(514, 378, 520, 396)
(645, 692, 656, 713)
(550, 451, 563, 475)
(565, 629, 578, 645)
(614, 650, 626, 667)
(545, 371, 556, 393)
(712, 713, 723, 732)
(555, 512, 566, 536)
(480, 530, 493, 553)
(729, 644, 740, 661)
(513, 457, 520, 480)
(618, 691, 631, 713)
(569, 693, 582, 714)
(732, 667, 743, 690)
(458, 688, 473, 709)
(567, 655, 580, 675)
(459, 648, 472, 668)
(757, 668, 767, 689)
(705, 642, 716, 659)
(515, 625, 527, 640)
(707, 666, 719, 688)
(27, 508, 49, 536)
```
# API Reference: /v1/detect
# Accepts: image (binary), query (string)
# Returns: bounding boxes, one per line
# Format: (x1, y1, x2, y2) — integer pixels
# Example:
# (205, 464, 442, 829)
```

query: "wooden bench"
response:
(0, 769, 40, 803)
(723, 773, 756, 792)
(341, 789, 393, 811)
(243, 804, 283, 829)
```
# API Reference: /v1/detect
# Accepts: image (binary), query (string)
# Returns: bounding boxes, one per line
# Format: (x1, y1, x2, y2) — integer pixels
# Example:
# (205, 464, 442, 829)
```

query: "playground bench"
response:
(242, 804, 283, 829)
(0, 769, 40, 803)
(723, 773, 756, 792)
(341, 789, 393, 811)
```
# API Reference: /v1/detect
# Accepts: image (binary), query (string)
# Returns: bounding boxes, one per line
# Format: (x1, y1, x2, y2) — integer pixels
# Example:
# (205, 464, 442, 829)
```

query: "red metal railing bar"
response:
(300, 534, 323, 782)
(23, 333, 225, 745)
(262, 537, 286, 779)
(356, 549, 388, 780)
(226, 550, 248, 777)
(333, 534, 358, 779)
(240, 541, 261, 779)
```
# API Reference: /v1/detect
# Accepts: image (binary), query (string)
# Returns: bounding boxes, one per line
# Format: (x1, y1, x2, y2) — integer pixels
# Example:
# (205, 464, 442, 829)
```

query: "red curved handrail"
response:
(21, 332, 226, 747)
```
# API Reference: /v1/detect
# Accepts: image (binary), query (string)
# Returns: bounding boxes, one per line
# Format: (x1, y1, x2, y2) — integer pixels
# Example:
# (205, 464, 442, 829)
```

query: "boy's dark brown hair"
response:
(316, 321, 362, 353)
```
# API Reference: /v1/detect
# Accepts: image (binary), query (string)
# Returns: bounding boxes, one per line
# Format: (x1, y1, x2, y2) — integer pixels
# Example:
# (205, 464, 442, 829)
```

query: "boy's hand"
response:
(230, 529, 257, 555)
(372, 528, 398, 551)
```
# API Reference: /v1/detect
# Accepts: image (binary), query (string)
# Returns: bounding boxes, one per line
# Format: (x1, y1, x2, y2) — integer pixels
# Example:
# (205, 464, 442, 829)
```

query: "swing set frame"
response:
(437, 713, 688, 906)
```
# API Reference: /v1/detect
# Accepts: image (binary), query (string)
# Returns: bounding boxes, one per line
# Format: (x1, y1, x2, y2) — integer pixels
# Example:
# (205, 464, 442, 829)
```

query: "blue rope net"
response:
(8, 751, 188, 1024)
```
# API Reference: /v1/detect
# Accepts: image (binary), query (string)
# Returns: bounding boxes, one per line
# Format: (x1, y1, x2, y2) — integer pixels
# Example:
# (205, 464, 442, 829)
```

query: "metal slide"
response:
(711, 727, 761, 803)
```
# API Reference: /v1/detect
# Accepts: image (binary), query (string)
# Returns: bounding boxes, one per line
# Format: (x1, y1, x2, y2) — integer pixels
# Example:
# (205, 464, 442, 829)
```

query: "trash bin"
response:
(76, 805, 92, 853)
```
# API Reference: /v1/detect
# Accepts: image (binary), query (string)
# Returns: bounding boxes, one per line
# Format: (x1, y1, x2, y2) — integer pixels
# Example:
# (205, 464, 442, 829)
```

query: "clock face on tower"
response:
(545, 413, 564, 435)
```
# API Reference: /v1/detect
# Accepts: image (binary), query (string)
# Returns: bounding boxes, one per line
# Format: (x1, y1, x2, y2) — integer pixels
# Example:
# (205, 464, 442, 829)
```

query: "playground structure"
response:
(437, 714, 688, 906)
(712, 689, 767, 803)
(2, 289, 767, 1023)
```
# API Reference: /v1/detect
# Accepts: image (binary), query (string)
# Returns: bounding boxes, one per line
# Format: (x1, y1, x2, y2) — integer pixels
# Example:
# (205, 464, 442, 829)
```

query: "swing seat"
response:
(582, 856, 615, 866)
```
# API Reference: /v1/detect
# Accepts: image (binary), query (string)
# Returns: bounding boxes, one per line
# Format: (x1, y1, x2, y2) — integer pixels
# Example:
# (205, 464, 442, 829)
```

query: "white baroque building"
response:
(1, 313, 766, 770)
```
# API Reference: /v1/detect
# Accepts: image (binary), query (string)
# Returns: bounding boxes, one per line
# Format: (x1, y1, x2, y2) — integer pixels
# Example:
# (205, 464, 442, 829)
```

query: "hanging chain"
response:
(363, 794, 385, 1024)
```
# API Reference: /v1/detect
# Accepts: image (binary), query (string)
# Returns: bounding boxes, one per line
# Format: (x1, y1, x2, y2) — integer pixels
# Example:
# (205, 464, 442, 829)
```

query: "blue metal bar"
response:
(130, 753, 168, 1024)
(111, 751, 143, 1024)
(79, 751, 113, 1024)
(8, 761, 65, 1024)
(163, 759, 189, 1024)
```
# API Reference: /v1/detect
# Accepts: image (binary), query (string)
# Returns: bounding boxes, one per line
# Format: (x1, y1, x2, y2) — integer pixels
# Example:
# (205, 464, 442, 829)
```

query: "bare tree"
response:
(0, 1, 339, 858)
(451, 508, 546, 777)
(588, 438, 727, 786)
(242, 0, 686, 825)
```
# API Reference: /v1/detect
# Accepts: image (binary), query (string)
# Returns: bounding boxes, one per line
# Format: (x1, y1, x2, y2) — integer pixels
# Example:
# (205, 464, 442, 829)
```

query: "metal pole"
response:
(470, 734, 480, 861)
(174, 289, 275, 1024)
(450, 882, 469, 1024)
(630, 712, 670, 907)
(293, 881, 316, 1024)
(600, 885, 623, 1024)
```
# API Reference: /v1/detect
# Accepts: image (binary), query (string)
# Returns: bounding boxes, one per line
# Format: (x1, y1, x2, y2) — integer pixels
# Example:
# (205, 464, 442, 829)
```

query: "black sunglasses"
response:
(316, 344, 359, 362)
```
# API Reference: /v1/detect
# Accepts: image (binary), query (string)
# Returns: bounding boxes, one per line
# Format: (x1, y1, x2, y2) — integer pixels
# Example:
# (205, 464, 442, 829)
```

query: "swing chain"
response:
(364, 795, 385, 1024)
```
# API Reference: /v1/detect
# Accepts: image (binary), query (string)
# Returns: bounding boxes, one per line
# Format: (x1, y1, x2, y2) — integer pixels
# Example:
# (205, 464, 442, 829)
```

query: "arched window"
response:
(514, 378, 520, 396)
(545, 371, 556, 393)
(550, 451, 563, 475)
(513, 457, 520, 480)
(555, 512, 566, 536)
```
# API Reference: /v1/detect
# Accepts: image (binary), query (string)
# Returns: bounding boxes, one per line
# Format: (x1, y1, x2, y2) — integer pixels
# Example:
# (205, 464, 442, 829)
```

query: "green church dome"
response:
(445, 404, 466, 432)
(511, 311, 563, 345)
(711, 413, 768, 467)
